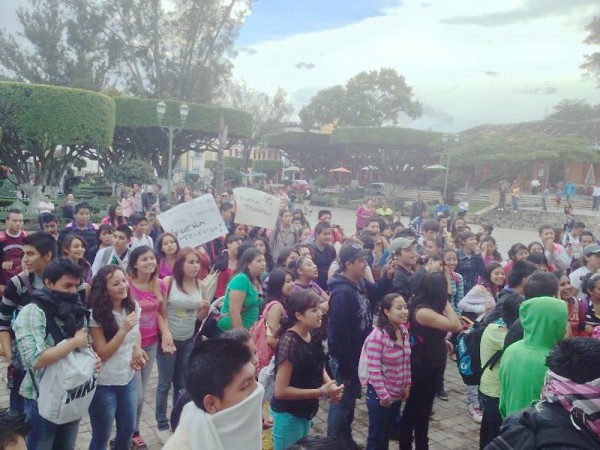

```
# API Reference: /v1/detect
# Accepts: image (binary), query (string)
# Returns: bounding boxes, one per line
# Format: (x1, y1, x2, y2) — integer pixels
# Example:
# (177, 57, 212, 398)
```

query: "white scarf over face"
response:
(165, 382, 264, 450)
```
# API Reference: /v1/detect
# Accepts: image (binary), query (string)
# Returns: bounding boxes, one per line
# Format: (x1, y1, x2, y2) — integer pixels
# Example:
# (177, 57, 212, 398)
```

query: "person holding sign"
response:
(217, 248, 266, 332)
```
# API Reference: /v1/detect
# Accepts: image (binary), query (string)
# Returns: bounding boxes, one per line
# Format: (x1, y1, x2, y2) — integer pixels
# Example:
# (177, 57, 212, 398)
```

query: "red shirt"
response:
(0, 231, 27, 285)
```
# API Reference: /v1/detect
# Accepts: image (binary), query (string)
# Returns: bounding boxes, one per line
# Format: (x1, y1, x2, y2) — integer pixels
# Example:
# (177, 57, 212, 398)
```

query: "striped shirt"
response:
(363, 326, 411, 402)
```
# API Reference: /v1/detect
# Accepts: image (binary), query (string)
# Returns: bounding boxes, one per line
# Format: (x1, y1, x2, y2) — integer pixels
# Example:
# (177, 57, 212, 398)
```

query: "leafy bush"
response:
(314, 175, 329, 188)
(113, 97, 253, 138)
(105, 159, 155, 187)
(427, 174, 464, 202)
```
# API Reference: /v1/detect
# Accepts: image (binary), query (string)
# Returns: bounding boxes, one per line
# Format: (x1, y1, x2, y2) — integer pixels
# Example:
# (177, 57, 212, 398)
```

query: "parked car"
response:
(364, 182, 386, 196)
(290, 180, 310, 191)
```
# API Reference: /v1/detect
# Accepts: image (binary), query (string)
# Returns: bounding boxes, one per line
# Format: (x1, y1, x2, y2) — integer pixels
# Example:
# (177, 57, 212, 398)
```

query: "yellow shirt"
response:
(479, 323, 507, 398)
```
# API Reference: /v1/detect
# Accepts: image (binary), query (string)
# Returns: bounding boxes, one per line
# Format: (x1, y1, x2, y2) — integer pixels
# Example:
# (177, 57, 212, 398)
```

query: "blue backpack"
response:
(455, 318, 502, 386)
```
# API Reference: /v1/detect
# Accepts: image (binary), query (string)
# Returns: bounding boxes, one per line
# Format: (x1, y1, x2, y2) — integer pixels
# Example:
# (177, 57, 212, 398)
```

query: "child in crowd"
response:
(129, 212, 153, 250)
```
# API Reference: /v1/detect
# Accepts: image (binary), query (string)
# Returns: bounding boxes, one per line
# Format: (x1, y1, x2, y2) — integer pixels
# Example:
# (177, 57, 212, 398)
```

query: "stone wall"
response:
(470, 207, 600, 232)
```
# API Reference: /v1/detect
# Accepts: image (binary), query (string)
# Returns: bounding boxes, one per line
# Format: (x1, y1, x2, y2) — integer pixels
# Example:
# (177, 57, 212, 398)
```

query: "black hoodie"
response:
(327, 272, 392, 381)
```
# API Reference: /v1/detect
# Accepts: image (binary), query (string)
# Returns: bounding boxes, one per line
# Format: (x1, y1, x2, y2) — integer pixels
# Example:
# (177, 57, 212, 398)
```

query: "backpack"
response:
(485, 404, 599, 450)
(249, 301, 280, 370)
(29, 298, 97, 425)
(455, 318, 502, 386)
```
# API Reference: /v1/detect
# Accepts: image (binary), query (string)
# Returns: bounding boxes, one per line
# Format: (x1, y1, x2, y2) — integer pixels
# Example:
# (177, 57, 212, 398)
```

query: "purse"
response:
(200, 269, 220, 302)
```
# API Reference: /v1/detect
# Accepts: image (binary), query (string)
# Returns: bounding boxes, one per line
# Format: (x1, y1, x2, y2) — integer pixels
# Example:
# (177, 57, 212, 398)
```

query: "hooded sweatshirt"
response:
(499, 296, 568, 418)
(327, 272, 391, 381)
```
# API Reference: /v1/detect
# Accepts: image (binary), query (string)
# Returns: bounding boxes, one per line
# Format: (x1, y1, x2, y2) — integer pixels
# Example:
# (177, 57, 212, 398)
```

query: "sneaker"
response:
(131, 433, 148, 449)
(436, 387, 449, 401)
(468, 404, 483, 424)
(157, 428, 172, 445)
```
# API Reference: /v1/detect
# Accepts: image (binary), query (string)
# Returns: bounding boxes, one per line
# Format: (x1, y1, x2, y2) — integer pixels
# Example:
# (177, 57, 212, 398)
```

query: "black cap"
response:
(339, 244, 370, 269)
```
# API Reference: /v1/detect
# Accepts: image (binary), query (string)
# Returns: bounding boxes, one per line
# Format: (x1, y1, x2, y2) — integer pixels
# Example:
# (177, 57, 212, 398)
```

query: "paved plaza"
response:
(0, 206, 539, 449)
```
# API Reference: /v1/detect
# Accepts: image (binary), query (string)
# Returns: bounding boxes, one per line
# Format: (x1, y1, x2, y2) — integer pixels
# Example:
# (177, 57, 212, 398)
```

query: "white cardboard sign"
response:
(233, 187, 280, 230)
(158, 194, 227, 247)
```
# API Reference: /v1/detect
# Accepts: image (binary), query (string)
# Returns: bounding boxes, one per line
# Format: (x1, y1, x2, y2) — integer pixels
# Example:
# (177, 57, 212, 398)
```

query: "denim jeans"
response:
(155, 337, 194, 430)
(270, 408, 311, 450)
(479, 391, 502, 449)
(326, 356, 362, 443)
(135, 342, 157, 433)
(88, 377, 138, 450)
(8, 366, 26, 414)
(24, 398, 80, 450)
(467, 385, 479, 408)
(511, 197, 519, 211)
(366, 384, 402, 450)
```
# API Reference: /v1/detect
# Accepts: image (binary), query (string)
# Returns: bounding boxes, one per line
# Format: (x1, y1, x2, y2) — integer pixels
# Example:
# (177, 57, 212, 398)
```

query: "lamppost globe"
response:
(156, 101, 167, 121)
(179, 103, 189, 122)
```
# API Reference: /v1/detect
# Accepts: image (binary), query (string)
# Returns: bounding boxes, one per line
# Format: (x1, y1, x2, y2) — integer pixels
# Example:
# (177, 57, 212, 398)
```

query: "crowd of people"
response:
(0, 184, 600, 450)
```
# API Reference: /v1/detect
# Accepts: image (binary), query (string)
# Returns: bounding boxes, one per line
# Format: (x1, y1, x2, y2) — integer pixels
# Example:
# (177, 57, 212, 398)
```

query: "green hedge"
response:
(113, 97, 253, 138)
(253, 159, 282, 172)
(263, 132, 331, 146)
(0, 82, 115, 146)
(331, 127, 441, 146)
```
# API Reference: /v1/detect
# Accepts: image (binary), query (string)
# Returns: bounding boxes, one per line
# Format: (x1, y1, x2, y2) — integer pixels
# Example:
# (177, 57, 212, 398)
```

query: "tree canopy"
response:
(0, 82, 115, 186)
(582, 15, 600, 88)
(545, 98, 600, 122)
(108, 96, 253, 178)
(0, 0, 250, 103)
(299, 68, 422, 129)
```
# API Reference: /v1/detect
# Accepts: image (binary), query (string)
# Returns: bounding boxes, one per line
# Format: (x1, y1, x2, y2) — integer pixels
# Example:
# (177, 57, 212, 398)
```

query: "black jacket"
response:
(327, 272, 392, 381)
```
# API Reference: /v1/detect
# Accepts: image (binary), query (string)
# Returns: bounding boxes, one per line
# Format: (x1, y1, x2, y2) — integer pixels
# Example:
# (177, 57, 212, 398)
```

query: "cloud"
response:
(517, 85, 559, 95)
(484, 71, 499, 77)
(238, 47, 257, 55)
(294, 62, 316, 69)
(442, 0, 599, 27)
(421, 103, 454, 127)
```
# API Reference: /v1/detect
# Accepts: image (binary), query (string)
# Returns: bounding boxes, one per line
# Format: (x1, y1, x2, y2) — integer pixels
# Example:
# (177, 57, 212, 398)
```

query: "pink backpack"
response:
(250, 301, 281, 370)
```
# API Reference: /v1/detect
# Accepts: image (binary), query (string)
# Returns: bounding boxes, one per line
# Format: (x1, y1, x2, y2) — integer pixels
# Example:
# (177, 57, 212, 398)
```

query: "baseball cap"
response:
(583, 243, 600, 256)
(389, 237, 417, 254)
(338, 244, 370, 269)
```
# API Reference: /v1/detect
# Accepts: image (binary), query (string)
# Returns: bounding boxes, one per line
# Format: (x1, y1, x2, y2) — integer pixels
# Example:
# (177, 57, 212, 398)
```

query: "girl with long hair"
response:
(480, 236, 502, 266)
(556, 271, 585, 337)
(275, 248, 300, 271)
(398, 272, 462, 450)
(217, 247, 267, 332)
(97, 224, 114, 250)
(270, 209, 298, 263)
(61, 234, 93, 303)
(458, 262, 505, 322)
(271, 290, 344, 450)
(362, 293, 411, 450)
(262, 268, 295, 351)
(293, 209, 310, 228)
(254, 235, 275, 274)
(155, 248, 208, 444)
(127, 245, 175, 448)
(102, 203, 127, 228)
(88, 266, 147, 450)
(214, 234, 243, 300)
(156, 232, 181, 279)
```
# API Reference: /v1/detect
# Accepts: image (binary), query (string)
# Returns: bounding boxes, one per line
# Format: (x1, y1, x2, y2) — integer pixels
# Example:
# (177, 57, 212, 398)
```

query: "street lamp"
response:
(443, 133, 460, 199)
(156, 101, 189, 197)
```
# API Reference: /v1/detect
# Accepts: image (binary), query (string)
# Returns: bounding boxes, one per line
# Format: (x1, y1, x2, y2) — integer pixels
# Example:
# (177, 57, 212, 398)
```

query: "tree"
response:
(0, 0, 119, 90)
(0, 0, 250, 103)
(105, 159, 154, 187)
(0, 82, 115, 203)
(582, 16, 600, 88)
(299, 68, 422, 129)
(545, 99, 600, 121)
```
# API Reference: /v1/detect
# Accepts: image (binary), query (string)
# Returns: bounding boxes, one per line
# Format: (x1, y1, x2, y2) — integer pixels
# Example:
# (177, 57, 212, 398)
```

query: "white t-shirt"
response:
(89, 302, 141, 386)
(130, 234, 154, 250)
(38, 201, 55, 213)
(570, 266, 593, 299)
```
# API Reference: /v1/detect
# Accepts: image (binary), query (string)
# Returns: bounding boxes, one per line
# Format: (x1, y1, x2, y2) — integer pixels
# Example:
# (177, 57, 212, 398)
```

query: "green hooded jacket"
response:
(499, 296, 567, 418)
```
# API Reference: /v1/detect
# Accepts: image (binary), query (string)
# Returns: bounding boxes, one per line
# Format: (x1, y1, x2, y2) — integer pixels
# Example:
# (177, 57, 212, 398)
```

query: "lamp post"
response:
(443, 133, 460, 199)
(156, 101, 189, 198)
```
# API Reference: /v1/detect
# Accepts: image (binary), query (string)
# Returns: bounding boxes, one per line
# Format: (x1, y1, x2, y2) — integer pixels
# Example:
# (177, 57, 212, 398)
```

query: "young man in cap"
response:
(327, 243, 395, 449)
(390, 237, 419, 300)
(569, 243, 600, 299)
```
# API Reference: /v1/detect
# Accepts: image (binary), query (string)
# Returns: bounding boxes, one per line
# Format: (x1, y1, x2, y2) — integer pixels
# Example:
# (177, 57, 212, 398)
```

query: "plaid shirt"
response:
(13, 303, 88, 400)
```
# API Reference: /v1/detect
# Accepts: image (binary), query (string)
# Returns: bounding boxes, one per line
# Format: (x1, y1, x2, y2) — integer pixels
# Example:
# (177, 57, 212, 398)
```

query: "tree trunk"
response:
(216, 116, 228, 192)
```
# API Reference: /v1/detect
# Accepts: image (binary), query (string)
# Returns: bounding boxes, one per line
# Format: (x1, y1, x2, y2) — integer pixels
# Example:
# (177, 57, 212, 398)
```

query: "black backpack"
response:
(455, 318, 502, 386)
(485, 404, 599, 450)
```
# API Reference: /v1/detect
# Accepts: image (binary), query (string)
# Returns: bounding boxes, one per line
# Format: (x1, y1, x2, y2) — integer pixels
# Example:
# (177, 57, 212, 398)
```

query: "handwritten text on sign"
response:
(233, 187, 280, 230)
(158, 194, 227, 247)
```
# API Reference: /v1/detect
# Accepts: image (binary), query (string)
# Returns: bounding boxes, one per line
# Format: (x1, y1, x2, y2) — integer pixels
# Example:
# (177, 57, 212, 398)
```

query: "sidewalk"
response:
(0, 356, 480, 450)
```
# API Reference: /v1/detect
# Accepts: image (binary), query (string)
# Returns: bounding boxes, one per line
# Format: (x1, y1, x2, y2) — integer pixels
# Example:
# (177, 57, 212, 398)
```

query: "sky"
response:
(1, 1, 599, 132)
(233, 0, 600, 132)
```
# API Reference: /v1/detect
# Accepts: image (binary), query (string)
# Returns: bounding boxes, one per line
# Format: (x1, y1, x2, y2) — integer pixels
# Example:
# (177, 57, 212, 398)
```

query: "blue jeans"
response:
(366, 385, 402, 450)
(156, 337, 194, 430)
(326, 356, 362, 443)
(270, 409, 311, 450)
(135, 342, 157, 433)
(24, 398, 80, 450)
(479, 391, 502, 449)
(511, 197, 519, 211)
(88, 377, 138, 450)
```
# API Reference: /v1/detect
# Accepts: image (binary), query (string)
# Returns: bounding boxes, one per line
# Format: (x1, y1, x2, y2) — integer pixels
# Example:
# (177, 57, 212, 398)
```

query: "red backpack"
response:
(250, 301, 282, 370)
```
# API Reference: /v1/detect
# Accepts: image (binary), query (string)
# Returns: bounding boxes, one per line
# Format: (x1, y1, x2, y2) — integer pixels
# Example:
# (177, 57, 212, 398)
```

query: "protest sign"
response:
(233, 187, 280, 230)
(158, 194, 227, 247)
